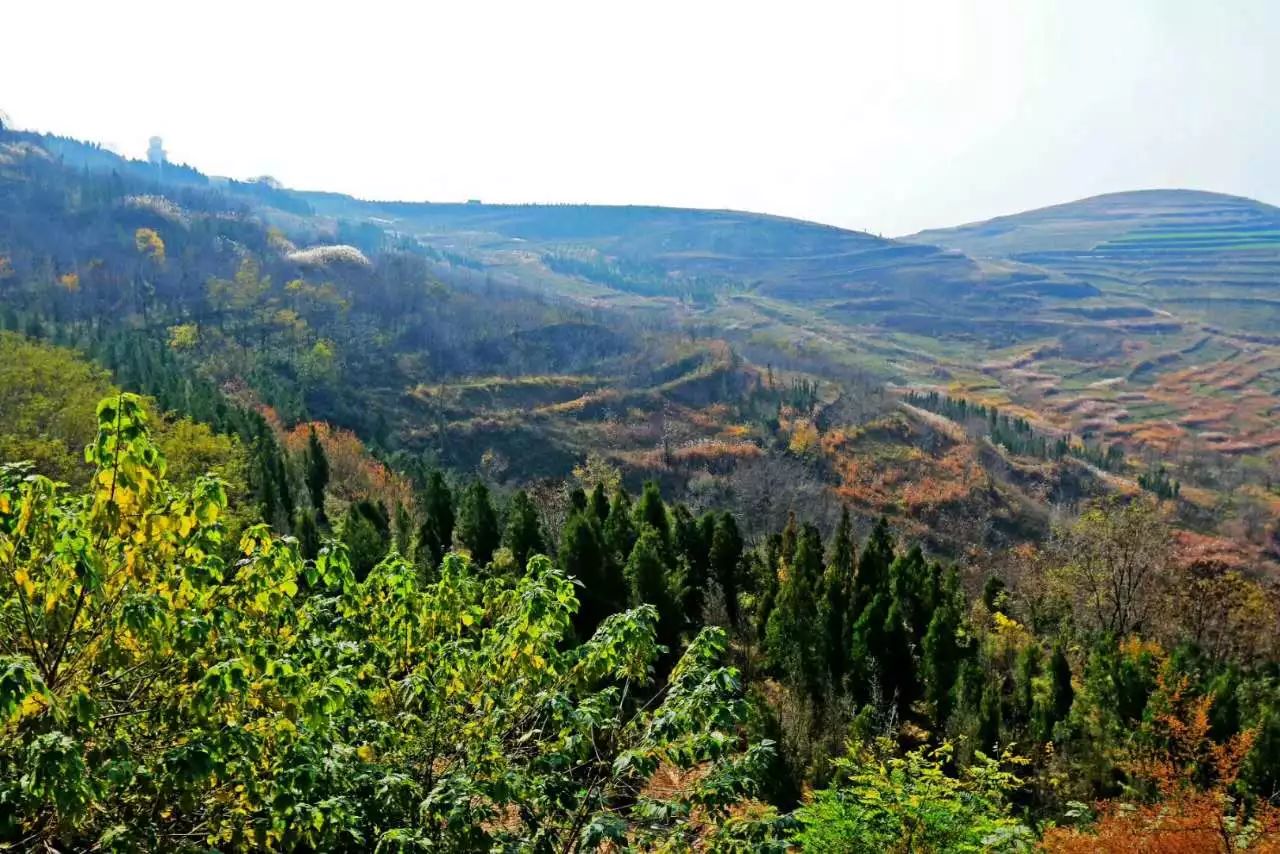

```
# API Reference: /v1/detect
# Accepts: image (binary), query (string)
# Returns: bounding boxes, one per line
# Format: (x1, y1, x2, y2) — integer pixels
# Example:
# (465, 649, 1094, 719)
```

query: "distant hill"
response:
(908, 189, 1280, 257)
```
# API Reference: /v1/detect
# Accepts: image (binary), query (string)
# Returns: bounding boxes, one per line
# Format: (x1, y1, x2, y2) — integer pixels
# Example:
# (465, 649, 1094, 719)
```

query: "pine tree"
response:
(503, 489, 545, 571)
(673, 505, 710, 627)
(820, 506, 857, 687)
(304, 426, 329, 523)
(417, 470, 454, 569)
(342, 503, 389, 582)
(294, 506, 321, 562)
(634, 481, 670, 547)
(625, 526, 681, 652)
(766, 524, 824, 696)
(457, 480, 500, 567)
(890, 545, 936, 643)
(589, 482, 610, 524)
(881, 599, 917, 716)
(977, 678, 1003, 755)
(560, 511, 622, 639)
(604, 488, 637, 564)
(1044, 645, 1075, 732)
(709, 512, 743, 627)
(854, 516, 894, 616)
(393, 501, 413, 556)
(922, 572, 965, 730)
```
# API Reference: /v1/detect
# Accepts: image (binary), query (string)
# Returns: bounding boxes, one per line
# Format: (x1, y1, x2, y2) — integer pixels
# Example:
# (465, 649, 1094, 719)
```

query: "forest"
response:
(3, 125, 1280, 851)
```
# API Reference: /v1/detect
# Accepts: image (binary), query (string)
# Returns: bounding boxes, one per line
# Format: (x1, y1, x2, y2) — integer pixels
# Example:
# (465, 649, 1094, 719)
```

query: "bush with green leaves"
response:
(0, 394, 779, 851)
(795, 740, 1034, 853)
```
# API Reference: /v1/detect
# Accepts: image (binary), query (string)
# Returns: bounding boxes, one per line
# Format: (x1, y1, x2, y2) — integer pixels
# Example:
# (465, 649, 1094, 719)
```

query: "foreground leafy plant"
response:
(795, 739, 1034, 853)
(0, 394, 776, 851)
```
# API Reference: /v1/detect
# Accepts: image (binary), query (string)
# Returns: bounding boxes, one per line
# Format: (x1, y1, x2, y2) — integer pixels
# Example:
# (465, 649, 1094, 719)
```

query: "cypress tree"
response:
(854, 516, 894, 616)
(589, 482, 610, 524)
(1047, 642, 1074, 726)
(625, 526, 681, 652)
(457, 480, 500, 567)
(922, 568, 965, 730)
(634, 481, 670, 547)
(342, 503, 389, 582)
(820, 506, 856, 687)
(673, 505, 710, 627)
(708, 512, 743, 627)
(977, 678, 1003, 755)
(881, 599, 917, 716)
(417, 470, 454, 569)
(604, 488, 637, 564)
(503, 490, 545, 571)
(294, 507, 321, 562)
(765, 524, 823, 696)
(304, 426, 329, 522)
(560, 512, 623, 639)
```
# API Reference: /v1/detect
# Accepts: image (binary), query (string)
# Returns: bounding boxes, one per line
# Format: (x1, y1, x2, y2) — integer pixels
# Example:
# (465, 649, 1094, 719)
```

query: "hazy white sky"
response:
(4, 0, 1277, 235)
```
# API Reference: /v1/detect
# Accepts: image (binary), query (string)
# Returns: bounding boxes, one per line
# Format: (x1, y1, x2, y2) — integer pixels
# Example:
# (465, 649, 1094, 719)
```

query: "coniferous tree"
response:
(625, 526, 682, 652)
(604, 488, 637, 564)
(589, 482, 610, 524)
(634, 481, 670, 547)
(1041, 641, 1074, 737)
(304, 426, 329, 523)
(922, 572, 965, 730)
(393, 501, 413, 556)
(881, 599, 918, 716)
(503, 489, 545, 571)
(417, 470, 454, 569)
(294, 506, 321, 562)
(766, 524, 824, 696)
(820, 506, 857, 687)
(890, 545, 937, 644)
(709, 512, 744, 627)
(560, 511, 622, 639)
(977, 679, 1003, 755)
(568, 486, 588, 514)
(457, 480, 500, 567)
(673, 505, 710, 627)
(854, 516, 894, 617)
(342, 502, 389, 582)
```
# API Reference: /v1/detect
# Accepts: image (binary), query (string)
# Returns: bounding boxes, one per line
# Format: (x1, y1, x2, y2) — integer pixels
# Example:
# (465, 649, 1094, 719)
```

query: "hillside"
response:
(5, 123, 1280, 851)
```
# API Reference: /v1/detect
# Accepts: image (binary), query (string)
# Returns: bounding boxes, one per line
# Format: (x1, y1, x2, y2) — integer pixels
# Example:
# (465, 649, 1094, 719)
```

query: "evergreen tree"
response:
(294, 506, 321, 562)
(881, 599, 918, 716)
(854, 517, 894, 616)
(766, 524, 824, 696)
(820, 506, 857, 687)
(625, 526, 682, 652)
(417, 470, 454, 569)
(672, 505, 710, 627)
(457, 480, 500, 567)
(559, 512, 621, 639)
(709, 512, 744, 627)
(1042, 641, 1074, 736)
(304, 426, 329, 522)
(921, 570, 965, 730)
(890, 545, 937, 643)
(634, 480, 670, 547)
(977, 679, 1003, 755)
(604, 488, 637, 564)
(503, 489, 545, 571)
(568, 486, 588, 514)
(342, 503, 389, 582)
(589, 482, 610, 523)
(393, 501, 413, 556)
(1015, 644, 1042, 724)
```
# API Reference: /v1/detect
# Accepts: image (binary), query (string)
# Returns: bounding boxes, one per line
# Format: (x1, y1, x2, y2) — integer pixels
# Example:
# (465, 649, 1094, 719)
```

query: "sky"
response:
(3, 0, 1277, 236)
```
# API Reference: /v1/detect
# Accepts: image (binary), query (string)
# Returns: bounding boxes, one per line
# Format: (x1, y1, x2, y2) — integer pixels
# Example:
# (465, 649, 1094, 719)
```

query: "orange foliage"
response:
(284, 421, 414, 514)
(1041, 677, 1280, 853)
